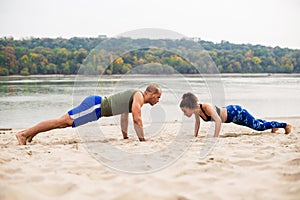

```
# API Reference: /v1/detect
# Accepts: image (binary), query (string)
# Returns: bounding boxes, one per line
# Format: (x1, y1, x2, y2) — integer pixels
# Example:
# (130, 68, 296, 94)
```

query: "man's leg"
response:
(16, 114, 73, 145)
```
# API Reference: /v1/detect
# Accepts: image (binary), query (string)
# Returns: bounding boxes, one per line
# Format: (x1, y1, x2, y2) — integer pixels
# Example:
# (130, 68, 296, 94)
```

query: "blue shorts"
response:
(68, 96, 102, 127)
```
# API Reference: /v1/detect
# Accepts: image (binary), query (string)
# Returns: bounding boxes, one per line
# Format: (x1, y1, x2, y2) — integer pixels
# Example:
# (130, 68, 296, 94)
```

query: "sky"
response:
(0, 0, 299, 49)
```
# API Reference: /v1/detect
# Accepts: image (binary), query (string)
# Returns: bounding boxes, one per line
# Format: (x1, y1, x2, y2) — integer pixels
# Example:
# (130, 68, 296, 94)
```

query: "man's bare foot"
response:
(271, 128, 279, 133)
(16, 131, 27, 145)
(284, 124, 292, 134)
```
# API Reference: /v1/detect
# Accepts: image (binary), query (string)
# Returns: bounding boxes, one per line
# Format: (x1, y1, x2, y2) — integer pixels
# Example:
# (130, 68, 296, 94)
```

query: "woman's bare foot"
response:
(284, 124, 292, 134)
(16, 131, 27, 145)
(271, 128, 279, 133)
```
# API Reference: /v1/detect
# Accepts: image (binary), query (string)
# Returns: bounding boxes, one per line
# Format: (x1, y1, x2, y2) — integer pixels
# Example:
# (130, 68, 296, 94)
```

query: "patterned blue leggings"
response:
(226, 105, 286, 131)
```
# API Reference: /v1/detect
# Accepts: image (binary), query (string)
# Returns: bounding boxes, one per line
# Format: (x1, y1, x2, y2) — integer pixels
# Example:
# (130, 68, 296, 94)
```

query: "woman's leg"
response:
(232, 106, 291, 133)
(16, 114, 73, 145)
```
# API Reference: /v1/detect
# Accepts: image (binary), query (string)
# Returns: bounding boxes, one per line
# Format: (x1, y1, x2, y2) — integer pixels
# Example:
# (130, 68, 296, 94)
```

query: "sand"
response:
(0, 118, 299, 200)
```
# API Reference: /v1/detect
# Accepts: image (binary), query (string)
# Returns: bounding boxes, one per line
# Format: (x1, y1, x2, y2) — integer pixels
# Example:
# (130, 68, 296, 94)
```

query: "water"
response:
(1, 75, 300, 128)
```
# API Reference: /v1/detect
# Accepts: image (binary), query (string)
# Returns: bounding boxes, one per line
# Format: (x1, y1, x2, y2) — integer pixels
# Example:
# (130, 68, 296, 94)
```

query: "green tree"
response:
(0, 66, 9, 75)
(4, 46, 17, 74)
(29, 53, 48, 74)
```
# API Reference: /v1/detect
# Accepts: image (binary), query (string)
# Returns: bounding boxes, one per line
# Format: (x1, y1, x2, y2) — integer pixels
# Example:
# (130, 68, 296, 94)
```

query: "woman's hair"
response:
(180, 92, 198, 109)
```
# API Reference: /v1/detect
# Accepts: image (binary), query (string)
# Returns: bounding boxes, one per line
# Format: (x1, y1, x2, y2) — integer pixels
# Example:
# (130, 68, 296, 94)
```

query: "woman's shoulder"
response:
(201, 103, 214, 108)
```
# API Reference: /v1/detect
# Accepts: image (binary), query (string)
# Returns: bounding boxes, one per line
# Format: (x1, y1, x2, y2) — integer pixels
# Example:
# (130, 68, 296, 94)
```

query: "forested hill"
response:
(0, 37, 299, 76)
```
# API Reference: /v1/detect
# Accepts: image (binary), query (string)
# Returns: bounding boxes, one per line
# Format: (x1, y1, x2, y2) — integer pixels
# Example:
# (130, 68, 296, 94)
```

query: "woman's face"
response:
(181, 107, 195, 117)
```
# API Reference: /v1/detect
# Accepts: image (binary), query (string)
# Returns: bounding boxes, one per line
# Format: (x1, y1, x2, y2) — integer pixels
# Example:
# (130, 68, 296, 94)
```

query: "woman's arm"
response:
(194, 114, 200, 137)
(212, 115, 222, 137)
(203, 104, 222, 137)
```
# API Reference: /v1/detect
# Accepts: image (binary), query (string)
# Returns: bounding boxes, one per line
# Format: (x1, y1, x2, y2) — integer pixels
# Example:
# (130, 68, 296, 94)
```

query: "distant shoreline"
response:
(1, 73, 300, 78)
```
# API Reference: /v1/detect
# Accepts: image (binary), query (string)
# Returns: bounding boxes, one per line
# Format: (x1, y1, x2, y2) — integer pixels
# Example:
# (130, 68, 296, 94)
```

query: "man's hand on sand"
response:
(139, 137, 154, 142)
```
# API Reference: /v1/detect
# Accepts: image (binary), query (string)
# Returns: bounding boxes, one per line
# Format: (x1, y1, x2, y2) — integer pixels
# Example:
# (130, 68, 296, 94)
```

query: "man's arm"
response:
(131, 92, 146, 141)
(120, 113, 129, 139)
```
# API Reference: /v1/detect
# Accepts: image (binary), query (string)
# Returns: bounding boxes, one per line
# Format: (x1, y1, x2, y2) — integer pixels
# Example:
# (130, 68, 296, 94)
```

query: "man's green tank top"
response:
(101, 89, 140, 117)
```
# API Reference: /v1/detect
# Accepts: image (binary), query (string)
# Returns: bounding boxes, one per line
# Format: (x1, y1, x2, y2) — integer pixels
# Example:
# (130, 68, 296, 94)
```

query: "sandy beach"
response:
(0, 117, 299, 200)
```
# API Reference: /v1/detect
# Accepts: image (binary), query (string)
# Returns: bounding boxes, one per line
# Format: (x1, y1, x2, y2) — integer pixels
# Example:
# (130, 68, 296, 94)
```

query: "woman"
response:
(179, 92, 292, 137)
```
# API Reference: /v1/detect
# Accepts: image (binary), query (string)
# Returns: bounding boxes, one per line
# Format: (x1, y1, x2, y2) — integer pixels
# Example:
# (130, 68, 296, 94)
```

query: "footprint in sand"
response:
(28, 175, 45, 182)
(35, 183, 77, 196)
(233, 159, 265, 167)
(286, 158, 300, 166)
(280, 172, 300, 182)
(254, 152, 276, 161)
(0, 155, 13, 164)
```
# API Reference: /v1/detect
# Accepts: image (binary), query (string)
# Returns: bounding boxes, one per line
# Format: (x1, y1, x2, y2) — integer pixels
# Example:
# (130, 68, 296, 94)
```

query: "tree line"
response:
(0, 36, 299, 76)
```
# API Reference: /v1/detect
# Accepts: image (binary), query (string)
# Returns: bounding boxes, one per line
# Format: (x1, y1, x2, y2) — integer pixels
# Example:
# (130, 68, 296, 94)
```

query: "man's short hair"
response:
(146, 84, 161, 94)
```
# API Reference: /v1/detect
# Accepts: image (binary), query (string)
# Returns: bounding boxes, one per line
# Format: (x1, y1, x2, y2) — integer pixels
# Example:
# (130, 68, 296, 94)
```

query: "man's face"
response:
(149, 90, 162, 106)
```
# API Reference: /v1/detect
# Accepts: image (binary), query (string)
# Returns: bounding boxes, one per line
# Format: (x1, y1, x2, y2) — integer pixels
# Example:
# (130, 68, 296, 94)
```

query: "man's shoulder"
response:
(132, 89, 144, 96)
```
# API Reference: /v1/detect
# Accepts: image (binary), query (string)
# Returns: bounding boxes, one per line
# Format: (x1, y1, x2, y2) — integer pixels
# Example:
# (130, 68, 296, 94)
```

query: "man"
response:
(16, 84, 162, 145)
